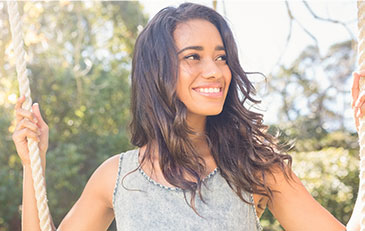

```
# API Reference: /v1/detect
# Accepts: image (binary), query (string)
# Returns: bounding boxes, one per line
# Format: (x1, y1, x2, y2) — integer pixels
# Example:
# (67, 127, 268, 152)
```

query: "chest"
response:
(113, 168, 260, 231)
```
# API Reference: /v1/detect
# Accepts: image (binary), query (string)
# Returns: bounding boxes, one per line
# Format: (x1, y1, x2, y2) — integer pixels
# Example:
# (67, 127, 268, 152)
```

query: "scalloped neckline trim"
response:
(135, 148, 219, 191)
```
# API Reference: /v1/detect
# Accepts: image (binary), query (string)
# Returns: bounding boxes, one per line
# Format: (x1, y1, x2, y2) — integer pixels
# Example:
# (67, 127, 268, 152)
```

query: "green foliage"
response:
(259, 37, 358, 230)
(0, 2, 146, 230)
(260, 125, 359, 230)
(0, 90, 23, 230)
(292, 147, 359, 224)
(46, 143, 87, 225)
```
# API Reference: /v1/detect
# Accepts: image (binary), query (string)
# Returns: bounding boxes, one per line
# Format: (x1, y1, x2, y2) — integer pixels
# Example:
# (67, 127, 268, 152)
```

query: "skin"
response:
(12, 19, 361, 231)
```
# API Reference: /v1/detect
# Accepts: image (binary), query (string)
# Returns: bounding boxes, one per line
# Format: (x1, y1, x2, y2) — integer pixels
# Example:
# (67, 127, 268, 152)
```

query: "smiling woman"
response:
(175, 19, 231, 118)
(10, 2, 354, 231)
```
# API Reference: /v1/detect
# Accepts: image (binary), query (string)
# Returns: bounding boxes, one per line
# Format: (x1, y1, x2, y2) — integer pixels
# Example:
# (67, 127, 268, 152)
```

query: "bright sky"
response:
(139, 0, 358, 128)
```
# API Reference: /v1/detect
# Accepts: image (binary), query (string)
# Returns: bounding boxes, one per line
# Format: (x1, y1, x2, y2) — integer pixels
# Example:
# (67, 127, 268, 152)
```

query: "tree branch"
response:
(303, 1, 355, 41)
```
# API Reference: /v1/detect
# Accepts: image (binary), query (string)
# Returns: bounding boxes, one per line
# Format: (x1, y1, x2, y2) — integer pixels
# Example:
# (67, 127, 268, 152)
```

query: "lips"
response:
(192, 86, 223, 97)
(194, 87, 222, 93)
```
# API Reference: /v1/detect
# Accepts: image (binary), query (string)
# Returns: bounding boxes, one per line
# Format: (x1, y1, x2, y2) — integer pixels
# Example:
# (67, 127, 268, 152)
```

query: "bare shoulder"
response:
(58, 154, 121, 230)
(99, 153, 121, 173)
(91, 154, 121, 208)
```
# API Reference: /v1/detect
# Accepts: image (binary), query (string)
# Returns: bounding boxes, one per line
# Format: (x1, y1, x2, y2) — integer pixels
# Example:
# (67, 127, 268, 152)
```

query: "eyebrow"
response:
(177, 45, 225, 54)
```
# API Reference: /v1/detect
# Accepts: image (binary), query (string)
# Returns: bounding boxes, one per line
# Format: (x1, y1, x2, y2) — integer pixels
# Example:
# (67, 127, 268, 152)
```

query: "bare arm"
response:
(267, 166, 345, 231)
(21, 153, 119, 231)
(21, 151, 118, 231)
(22, 162, 57, 231)
(13, 96, 54, 230)
(13, 96, 119, 230)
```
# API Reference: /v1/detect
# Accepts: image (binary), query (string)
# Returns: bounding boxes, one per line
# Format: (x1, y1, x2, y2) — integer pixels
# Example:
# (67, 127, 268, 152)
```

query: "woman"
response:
(12, 3, 361, 231)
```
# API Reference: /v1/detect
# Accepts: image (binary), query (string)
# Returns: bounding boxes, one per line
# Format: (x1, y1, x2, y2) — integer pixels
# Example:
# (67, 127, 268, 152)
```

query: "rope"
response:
(7, 2, 52, 231)
(358, 2, 365, 231)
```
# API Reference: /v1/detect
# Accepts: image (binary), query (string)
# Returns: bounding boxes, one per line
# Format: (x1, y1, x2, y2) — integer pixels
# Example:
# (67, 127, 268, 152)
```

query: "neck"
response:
(186, 112, 206, 140)
(186, 113, 212, 159)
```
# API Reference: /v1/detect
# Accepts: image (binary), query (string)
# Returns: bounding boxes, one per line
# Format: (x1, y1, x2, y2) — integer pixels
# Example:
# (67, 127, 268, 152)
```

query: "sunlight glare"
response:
(8, 93, 17, 104)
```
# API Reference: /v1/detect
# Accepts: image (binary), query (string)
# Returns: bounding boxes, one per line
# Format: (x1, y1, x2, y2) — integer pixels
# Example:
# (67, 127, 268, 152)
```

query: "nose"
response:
(201, 58, 223, 79)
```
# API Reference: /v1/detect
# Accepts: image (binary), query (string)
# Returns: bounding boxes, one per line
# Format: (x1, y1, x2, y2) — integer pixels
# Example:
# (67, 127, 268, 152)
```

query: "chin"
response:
(198, 108, 224, 116)
(187, 104, 225, 117)
(208, 111, 224, 116)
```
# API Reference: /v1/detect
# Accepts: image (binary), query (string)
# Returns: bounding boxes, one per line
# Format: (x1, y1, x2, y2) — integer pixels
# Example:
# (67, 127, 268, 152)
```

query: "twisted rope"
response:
(7, 2, 52, 231)
(358, 2, 365, 231)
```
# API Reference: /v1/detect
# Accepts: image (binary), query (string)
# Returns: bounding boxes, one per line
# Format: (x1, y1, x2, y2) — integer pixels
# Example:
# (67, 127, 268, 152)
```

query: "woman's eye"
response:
(216, 55, 227, 62)
(184, 54, 200, 60)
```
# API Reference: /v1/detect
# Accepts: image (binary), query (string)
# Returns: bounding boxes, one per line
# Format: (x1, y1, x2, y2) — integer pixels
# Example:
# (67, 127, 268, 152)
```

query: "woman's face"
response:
(174, 19, 232, 118)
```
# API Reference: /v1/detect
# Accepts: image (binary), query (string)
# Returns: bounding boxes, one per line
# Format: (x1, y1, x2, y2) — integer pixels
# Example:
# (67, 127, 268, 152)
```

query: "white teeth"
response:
(197, 88, 220, 93)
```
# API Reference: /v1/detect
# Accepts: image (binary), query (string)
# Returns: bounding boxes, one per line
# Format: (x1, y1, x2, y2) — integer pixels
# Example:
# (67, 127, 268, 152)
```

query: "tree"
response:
(263, 40, 355, 133)
(258, 39, 358, 230)
(0, 2, 147, 230)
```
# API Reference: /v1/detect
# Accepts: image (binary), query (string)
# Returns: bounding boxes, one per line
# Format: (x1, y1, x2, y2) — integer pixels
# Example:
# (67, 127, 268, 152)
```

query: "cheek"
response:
(176, 78, 191, 103)
(180, 62, 198, 78)
(176, 64, 197, 100)
(224, 67, 232, 87)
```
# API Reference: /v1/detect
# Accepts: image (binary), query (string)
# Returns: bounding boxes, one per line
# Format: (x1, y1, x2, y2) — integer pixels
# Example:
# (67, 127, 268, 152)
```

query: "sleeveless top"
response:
(113, 149, 263, 231)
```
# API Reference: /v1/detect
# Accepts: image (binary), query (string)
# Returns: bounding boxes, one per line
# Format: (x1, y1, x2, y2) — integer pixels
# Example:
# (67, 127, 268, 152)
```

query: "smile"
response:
(193, 87, 223, 97)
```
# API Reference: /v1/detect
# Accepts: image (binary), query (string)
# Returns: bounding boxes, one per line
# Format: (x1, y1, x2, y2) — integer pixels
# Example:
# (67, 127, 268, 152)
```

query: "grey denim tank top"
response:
(113, 149, 263, 231)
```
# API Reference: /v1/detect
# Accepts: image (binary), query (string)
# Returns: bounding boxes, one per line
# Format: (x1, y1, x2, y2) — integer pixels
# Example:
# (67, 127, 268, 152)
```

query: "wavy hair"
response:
(129, 2, 293, 213)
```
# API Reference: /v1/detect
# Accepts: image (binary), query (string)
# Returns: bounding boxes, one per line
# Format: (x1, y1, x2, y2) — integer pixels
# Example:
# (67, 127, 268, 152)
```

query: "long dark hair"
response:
(129, 2, 293, 213)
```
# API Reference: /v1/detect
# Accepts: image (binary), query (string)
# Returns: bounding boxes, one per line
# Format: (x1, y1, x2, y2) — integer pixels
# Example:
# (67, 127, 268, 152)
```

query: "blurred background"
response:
(0, 1, 359, 230)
